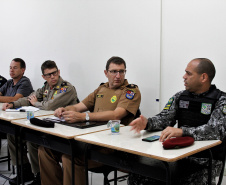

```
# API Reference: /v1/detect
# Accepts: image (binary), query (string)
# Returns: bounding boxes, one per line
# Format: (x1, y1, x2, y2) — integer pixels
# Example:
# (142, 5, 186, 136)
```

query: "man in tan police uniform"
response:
(3, 60, 78, 185)
(38, 56, 141, 185)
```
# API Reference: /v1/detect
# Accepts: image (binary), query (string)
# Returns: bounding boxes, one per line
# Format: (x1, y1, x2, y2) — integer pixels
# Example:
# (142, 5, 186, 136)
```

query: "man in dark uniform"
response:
(129, 58, 226, 185)
(0, 75, 7, 88)
(39, 56, 141, 185)
(3, 60, 78, 185)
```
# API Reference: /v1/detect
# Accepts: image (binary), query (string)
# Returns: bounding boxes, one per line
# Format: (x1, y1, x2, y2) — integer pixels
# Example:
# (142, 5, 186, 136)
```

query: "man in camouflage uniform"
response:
(3, 60, 78, 185)
(129, 58, 226, 185)
(39, 56, 141, 185)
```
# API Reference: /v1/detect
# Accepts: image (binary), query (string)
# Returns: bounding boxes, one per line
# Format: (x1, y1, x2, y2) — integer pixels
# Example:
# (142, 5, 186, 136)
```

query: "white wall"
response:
(160, 0, 226, 108)
(0, 0, 161, 117)
(1, 0, 226, 117)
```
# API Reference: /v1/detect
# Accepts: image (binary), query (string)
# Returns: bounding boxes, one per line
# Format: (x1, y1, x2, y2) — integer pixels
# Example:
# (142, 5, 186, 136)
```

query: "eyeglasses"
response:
(108, 70, 126, 75)
(43, 70, 58, 78)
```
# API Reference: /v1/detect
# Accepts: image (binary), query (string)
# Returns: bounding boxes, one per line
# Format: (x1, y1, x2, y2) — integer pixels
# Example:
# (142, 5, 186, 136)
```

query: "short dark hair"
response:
(12, 58, 26, 69)
(194, 58, 216, 82)
(41, 60, 58, 74)
(106, 56, 126, 71)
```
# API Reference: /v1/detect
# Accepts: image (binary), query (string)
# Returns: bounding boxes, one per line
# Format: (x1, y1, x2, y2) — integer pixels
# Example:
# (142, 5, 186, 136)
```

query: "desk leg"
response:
(84, 144, 89, 185)
(20, 127, 25, 185)
(207, 149, 213, 185)
(162, 161, 171, 185)
(15, 128, 20, 185)
(69, 139, 75, 185)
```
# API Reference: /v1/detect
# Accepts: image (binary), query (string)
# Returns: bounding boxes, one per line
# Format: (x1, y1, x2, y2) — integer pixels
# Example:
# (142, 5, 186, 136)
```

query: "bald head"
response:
(192, 58, 215, 83)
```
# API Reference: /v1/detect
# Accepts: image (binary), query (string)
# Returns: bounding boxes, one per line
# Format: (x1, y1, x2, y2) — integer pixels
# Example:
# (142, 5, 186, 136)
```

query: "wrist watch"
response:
(85, 112, 90, 121)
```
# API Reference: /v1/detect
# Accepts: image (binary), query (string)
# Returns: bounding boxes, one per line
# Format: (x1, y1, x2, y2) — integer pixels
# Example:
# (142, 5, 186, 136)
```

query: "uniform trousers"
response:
(7, 134, 40, 174)
(38, 145, 112, 185)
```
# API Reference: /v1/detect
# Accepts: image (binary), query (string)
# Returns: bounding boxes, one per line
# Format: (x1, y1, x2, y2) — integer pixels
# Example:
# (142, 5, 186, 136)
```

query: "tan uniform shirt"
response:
(13, 76, 78, 110)
(82, 79, 141, 125)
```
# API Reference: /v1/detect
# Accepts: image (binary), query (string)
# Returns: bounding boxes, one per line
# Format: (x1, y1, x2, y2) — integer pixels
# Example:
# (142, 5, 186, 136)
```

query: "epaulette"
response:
(61, 82, 67, 86)
(126, 84, 138, 88)
(99, 82, 105, 86)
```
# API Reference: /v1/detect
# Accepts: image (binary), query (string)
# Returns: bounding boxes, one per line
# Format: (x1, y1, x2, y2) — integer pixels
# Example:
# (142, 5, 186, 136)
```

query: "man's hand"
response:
(160, 127, 183, 142)
(129, 115, 148, 134)
(54, 107, 66, 118)
(28, 95, 38, 106)
(62, 111, 86, 123)
(2, 103, 13, 110)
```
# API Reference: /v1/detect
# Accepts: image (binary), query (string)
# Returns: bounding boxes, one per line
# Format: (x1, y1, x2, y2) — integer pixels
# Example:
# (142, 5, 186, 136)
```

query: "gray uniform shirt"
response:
(146, 88, 226, 141)
(13, 76, 78, 110)
(0, 76, 33, 97)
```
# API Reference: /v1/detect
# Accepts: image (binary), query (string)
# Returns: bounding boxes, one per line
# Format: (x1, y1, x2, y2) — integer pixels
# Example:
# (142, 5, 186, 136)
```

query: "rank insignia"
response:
(126, 90, 135, 100)
(111, 95, 117, 103)
(164, 97, 174, 110)
(201, 103, 212, 115)
(223, 105, 226, 114)
(97, 94, 104, 98)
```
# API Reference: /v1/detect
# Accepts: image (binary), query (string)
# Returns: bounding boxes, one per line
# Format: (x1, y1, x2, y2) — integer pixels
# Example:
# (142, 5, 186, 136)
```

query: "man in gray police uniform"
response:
(129, 58, 226, 185)
(3, 60, 78, 185)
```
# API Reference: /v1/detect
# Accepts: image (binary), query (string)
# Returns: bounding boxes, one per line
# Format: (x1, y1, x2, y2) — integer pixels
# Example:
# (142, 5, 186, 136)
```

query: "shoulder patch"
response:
(223, 105, 226, 114)
(126, 90, 135, 100)
(60, 87, 67, 93)
(164, 97, 174, 110)
(201, 103, 212, 115)
(126, 84, 138, 88)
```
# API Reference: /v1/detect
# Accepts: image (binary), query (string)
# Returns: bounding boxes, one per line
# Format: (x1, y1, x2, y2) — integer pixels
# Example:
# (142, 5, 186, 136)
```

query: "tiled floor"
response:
(1, 138, 226, 185)
(0, 139, 127, 185)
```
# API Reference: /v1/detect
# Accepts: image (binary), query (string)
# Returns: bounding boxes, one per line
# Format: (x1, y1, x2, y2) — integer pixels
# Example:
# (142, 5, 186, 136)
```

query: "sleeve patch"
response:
(164, 97, 174, 110)
(223, 105, 226, 114)
(126, 90, 135, 100)
(60, 87, 67, 93)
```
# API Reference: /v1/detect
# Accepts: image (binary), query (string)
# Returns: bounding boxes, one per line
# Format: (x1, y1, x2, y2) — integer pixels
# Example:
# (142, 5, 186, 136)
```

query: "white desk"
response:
(11, 116, 115, 185)
(75, 126, 221, 162)
(75, 126, 222, 185)
(11, 116, 111, 139)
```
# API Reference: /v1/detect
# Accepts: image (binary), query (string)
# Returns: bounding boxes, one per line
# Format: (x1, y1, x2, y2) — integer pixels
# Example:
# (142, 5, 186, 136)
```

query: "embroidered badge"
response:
(223, 105, 226, 114)
(164, 97, 174, 110)
(97, 94, 104, 98)
(44, 90, 48, 95)
(179, 100, 189, 109)
(60, 87, 67, 93)
(126, 90, 135, 100)
(111, 95, 117, 103)
(201, 103, 212, 115)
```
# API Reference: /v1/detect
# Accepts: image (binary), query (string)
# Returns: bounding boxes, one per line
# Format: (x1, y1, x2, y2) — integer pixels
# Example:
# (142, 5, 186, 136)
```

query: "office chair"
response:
(190, 136, 226, 185)
(0, 132, 11, 172)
